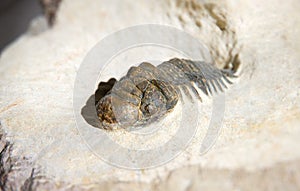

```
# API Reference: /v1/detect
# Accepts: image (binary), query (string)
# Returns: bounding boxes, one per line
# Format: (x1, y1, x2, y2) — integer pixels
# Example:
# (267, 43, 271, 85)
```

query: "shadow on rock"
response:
(81, 94, 101, 128)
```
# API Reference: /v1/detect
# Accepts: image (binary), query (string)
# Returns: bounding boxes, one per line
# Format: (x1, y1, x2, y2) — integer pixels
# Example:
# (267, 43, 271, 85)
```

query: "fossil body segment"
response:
(95, 58, 237, 130)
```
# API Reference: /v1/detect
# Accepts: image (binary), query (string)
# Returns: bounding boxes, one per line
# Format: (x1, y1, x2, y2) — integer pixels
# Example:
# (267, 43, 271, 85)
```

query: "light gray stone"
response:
(0, 0, 299, 190)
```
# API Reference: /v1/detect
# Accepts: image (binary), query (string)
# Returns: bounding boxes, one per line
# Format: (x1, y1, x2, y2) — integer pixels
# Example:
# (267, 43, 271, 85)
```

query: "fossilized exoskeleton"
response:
(95, 58, 238, 130)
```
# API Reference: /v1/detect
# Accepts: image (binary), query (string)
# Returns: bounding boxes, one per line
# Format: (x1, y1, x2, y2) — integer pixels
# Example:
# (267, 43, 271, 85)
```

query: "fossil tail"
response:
(221, 54, 241, 78)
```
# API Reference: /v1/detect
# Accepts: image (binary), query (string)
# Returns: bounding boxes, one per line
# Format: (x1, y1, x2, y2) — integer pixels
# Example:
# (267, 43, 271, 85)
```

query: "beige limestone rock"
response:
(0, 0, 299, 190)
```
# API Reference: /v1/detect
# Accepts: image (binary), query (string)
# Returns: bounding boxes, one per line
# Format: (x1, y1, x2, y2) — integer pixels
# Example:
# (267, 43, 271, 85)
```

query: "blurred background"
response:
(0, 0, 42, 52)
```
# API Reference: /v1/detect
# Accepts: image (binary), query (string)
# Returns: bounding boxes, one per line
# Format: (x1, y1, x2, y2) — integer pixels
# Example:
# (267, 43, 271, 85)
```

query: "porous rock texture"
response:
(0, 0, 300, 190)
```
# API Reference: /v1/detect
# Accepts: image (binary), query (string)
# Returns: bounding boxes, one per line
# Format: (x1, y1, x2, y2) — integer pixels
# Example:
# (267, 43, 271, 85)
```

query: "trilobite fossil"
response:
(95, 58, 238, 130)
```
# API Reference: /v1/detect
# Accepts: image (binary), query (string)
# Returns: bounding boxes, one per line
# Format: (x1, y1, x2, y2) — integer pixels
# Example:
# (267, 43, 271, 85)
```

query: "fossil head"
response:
(95, 77, 178, 130)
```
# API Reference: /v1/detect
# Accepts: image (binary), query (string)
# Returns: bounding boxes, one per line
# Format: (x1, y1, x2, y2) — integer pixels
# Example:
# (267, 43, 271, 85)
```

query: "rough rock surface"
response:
(0, 0, 300, 190)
